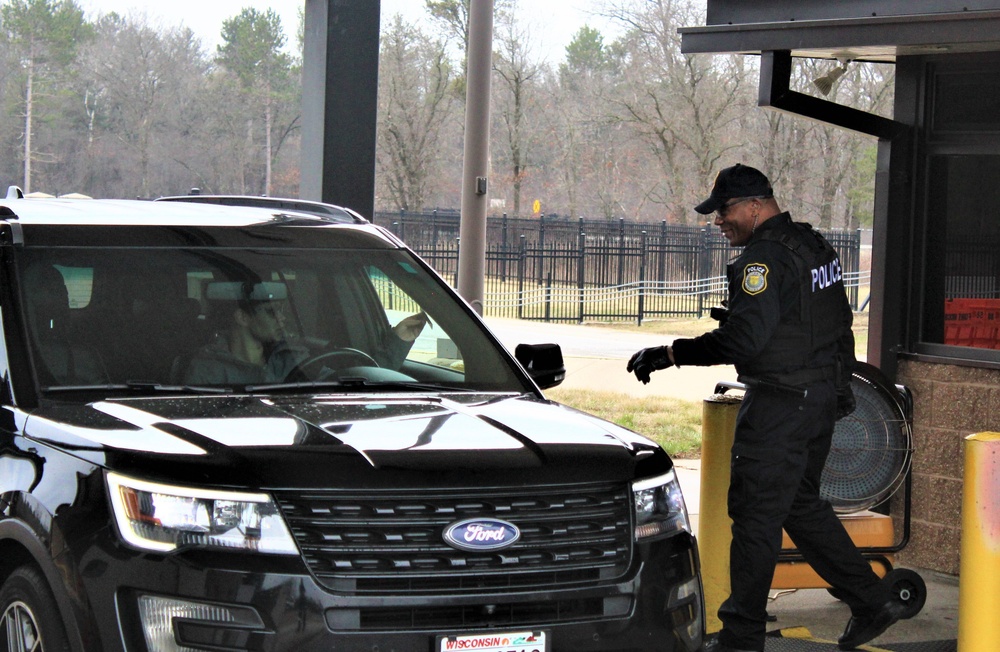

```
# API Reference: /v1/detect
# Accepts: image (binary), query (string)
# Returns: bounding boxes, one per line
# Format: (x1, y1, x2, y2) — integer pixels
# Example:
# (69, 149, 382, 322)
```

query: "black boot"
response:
(838, 598, 906, 650)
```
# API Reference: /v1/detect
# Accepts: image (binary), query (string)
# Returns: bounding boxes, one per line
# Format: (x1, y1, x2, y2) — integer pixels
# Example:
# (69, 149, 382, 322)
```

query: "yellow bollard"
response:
(699, 393, 741, 633)
(958, 432, 1000, 652)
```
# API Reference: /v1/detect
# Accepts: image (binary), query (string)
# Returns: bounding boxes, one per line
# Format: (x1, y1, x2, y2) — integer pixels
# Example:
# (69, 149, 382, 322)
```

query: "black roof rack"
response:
(155, 194, 367, 225)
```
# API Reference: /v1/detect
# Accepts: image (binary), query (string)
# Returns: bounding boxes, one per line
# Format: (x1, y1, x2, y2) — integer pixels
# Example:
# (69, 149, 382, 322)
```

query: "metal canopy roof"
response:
(679, 9, 1000, 62)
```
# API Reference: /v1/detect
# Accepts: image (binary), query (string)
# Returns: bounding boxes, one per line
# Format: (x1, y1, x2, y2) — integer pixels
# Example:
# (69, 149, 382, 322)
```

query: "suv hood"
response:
(24, 393, 670, 487)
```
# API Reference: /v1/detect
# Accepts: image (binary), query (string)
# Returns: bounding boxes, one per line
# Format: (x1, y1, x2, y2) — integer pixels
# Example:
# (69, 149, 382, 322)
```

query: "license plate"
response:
(437, 630, 547, 652)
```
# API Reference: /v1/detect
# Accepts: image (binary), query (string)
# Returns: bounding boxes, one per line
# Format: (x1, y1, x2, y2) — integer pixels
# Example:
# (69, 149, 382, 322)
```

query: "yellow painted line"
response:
(778, 627, 814, 639)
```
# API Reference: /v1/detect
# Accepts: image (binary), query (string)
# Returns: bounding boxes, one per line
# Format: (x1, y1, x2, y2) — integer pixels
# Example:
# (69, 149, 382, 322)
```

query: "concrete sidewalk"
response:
(487, 317, 960, 649)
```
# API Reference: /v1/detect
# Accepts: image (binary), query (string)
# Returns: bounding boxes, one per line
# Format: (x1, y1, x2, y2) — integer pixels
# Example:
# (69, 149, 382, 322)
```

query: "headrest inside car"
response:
(206, 281, 287, 302)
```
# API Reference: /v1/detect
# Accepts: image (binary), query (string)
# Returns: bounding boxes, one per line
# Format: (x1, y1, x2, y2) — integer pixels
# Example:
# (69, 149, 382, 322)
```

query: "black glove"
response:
(626, 346, 672, 385)
(836, 384, 856, 420)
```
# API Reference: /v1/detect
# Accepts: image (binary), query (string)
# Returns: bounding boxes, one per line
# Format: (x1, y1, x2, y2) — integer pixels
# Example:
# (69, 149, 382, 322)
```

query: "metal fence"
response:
(374, 210, 866, 324)
(945, 239, 1000, 298)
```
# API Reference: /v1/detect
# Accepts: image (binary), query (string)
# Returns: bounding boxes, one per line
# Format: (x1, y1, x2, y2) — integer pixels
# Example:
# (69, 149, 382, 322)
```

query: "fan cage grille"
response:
(820, 372, 912, 513)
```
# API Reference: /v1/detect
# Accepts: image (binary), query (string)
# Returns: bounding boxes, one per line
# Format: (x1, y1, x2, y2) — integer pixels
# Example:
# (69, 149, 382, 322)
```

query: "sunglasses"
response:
(715, 196, 759, 218)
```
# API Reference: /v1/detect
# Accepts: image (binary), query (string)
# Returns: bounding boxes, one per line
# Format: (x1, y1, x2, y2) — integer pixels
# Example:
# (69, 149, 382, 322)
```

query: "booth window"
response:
(922, 155, 1000, 355)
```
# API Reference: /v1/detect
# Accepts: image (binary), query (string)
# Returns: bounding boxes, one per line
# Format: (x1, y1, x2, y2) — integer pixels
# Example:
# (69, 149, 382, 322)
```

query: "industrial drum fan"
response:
(821, 362, 912, 513)
(820, 361, 925, 619)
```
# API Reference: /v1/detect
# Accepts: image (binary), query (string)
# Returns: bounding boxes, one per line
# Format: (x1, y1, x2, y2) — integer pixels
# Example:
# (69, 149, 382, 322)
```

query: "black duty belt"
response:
(737, 366, 836, 398)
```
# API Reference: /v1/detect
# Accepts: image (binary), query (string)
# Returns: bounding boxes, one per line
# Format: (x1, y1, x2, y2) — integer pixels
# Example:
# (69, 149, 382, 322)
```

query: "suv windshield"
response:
(17, 245, 529, 395)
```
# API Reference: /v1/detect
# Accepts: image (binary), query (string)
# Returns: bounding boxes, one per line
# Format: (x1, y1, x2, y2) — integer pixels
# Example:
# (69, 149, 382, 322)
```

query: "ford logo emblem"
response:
(443, 518, 521, 552)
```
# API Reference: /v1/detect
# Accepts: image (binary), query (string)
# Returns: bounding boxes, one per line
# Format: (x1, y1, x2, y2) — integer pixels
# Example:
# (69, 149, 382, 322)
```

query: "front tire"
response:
(0, 565, 70, 652)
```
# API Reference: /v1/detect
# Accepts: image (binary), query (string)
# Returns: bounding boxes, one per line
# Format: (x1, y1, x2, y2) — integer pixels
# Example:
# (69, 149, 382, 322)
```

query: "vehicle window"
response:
(15, 245, 528, 396)
(55, 265, 93, 308)
(366, 265, 464, 373)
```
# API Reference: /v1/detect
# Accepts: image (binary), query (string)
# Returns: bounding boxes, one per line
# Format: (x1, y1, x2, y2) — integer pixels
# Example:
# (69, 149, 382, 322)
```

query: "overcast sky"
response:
(75, 0, 612, 65)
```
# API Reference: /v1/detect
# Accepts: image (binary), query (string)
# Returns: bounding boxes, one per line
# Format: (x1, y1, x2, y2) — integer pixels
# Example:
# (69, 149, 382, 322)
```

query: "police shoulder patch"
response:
(742, 263, 769, 295)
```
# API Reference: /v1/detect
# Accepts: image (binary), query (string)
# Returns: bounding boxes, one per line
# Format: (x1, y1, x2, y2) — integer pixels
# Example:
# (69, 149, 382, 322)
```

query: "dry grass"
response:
(546, 387, 703, 458)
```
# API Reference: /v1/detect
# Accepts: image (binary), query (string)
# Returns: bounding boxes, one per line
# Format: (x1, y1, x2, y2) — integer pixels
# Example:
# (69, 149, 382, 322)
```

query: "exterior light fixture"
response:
(813, 59, 851, 96)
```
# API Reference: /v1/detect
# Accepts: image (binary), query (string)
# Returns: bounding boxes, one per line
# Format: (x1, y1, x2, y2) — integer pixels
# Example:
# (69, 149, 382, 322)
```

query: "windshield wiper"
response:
(244, 378, 468, 393)
(327, 378, 470, 392)
(43, 382, 234, 395)
(243, 380, 346, 393)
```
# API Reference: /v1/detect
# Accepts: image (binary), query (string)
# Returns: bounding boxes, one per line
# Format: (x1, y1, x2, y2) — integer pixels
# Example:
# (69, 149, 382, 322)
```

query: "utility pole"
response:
(457, 0, 494, 315)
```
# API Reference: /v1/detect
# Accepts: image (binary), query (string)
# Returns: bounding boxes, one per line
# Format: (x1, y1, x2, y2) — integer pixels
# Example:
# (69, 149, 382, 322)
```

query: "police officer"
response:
(627, 164, 906, 652)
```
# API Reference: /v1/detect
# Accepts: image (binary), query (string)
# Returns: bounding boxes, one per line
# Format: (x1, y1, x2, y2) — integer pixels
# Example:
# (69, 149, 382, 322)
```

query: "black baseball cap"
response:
(695, 164, 774, 214)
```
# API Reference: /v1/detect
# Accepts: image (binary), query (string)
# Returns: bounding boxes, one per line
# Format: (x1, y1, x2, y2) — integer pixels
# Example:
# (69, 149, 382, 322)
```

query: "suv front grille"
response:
(325, 597, 616, 632)
(274, 483, 633, 594)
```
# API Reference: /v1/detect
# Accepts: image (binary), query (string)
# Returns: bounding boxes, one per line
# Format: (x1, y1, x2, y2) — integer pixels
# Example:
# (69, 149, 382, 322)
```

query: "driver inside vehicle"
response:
(181, 281, 428, 386)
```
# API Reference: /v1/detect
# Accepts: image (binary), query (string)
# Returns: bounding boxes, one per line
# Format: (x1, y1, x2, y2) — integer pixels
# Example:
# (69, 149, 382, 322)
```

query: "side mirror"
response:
(514, 343, 565, 389)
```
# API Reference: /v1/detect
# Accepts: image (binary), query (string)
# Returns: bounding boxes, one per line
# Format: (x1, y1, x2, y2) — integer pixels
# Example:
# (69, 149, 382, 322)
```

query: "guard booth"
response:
(680, 0, 1000, 577)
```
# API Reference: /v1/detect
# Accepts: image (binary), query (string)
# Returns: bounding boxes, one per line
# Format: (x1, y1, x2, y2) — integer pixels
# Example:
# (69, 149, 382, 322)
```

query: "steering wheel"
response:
(289, 348, 379, 380)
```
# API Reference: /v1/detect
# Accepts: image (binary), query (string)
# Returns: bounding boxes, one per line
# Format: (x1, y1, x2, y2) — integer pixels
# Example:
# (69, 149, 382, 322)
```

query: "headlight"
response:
(633, 469, 691, 540)
(107, 472, 297, 554)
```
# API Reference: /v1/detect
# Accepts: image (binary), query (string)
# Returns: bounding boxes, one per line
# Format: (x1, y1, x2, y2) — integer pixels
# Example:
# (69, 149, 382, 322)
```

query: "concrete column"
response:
(301, 0, 380, 217)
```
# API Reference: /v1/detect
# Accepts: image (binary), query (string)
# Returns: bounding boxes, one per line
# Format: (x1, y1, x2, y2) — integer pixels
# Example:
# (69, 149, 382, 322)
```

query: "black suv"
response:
(0, 195, 703, 651)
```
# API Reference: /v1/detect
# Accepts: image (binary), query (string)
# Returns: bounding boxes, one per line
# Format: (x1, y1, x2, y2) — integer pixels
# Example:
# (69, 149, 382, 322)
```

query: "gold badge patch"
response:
(743, 263, 768, 295)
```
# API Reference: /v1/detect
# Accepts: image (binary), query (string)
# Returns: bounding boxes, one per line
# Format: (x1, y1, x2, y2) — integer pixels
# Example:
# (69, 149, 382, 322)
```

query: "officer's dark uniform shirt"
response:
(671, 212, 854, 385)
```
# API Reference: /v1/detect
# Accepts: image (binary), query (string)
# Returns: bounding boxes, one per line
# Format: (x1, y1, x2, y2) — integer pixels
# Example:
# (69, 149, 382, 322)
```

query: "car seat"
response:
(23, 264, 109, 386)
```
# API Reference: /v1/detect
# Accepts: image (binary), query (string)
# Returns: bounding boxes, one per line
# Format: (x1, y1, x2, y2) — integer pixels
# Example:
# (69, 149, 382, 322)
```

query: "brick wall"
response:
(892, 359, 1000, 574)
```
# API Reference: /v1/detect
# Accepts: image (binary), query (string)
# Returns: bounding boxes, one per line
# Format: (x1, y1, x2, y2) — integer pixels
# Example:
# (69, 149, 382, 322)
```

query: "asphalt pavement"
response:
(484, 316, 960, 650)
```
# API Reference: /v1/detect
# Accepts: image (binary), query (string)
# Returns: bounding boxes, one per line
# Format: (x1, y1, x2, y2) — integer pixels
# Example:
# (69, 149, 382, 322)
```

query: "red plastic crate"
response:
(944, 298, 1000, 349)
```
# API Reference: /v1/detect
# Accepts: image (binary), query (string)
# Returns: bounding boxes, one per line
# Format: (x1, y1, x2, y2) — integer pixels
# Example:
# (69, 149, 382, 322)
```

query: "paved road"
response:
(483, 317, 671, 358)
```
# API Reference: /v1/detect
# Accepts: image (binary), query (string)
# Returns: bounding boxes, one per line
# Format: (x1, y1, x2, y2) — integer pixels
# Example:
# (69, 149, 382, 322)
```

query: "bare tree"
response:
(425, 0, 513, 73)
(836, 61, 895, 228)
(376, 14, 458, 211)
(78, 14, 212, 198)
(736, 57, 819, 222)
(605, 0, 750, 223)
(745, 57, 895, 228)
(217, 8, 295, 195)
(491, 5, 544, 216)
(549, 25, 635, 219)
(0, 0, 892, 224)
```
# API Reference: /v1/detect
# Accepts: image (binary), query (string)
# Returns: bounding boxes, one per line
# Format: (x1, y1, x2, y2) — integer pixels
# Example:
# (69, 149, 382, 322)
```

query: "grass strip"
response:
(546, 387, 703, 458)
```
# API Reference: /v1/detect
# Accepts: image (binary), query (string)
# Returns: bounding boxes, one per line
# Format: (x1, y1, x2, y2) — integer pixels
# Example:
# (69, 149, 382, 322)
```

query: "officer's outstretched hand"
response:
(626, 346, 672, 384)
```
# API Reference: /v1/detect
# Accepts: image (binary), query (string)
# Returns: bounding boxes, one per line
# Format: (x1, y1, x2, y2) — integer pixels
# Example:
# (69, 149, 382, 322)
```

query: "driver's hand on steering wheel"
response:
(393, 311, 428, 342)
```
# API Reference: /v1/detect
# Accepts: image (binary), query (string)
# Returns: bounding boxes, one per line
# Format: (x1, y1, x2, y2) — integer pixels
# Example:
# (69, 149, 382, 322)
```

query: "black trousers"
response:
(717, 378, 884, 651)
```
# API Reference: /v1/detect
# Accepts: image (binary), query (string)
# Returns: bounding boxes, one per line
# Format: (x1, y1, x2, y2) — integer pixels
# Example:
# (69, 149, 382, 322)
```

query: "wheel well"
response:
(0, 536, 87, 652)
(0, 538, 37, 584)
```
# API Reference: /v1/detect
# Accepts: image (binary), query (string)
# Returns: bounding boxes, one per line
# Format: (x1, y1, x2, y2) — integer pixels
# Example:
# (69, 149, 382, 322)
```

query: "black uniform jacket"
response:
(671, 212, 854, 382)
